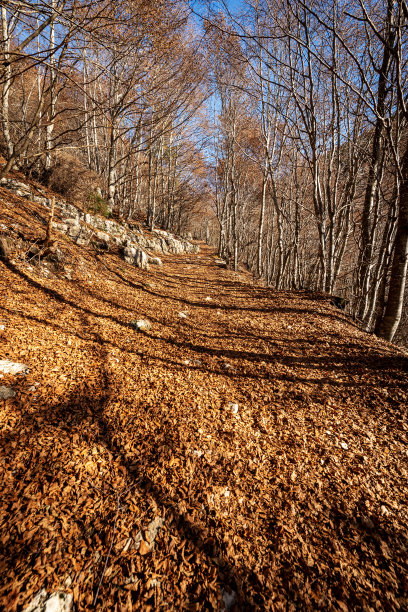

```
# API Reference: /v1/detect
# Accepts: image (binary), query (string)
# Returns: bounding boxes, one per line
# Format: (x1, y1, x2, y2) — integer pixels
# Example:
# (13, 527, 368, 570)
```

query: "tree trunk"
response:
(107, 122, 117, 213)
(357, 0, 395, 320)
(376, 146, 408, 341)
(257, 168, 267, 277)
(1, 7, 14, 160)
(45, 0, 56, 170)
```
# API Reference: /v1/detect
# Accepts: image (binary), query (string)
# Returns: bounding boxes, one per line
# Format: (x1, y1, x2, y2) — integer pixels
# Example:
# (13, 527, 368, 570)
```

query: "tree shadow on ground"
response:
(2, 254, 406, 397)
(0, 353, 264, 609)
(2, 349, 406, 610)
(97, 256, 359, 327)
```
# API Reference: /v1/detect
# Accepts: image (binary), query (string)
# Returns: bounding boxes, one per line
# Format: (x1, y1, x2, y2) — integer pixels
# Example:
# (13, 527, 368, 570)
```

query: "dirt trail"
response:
(0, 238, 407, 610)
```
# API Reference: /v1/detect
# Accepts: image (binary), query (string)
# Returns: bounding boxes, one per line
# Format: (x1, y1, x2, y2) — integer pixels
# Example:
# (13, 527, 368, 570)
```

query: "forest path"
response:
(0, 241, 407, 610)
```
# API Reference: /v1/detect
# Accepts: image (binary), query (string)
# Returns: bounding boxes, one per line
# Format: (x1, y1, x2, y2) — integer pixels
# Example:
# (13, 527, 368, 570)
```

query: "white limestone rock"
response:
(0, 360, 29, 375)
(23, 590, 73, 612)
(148, 256, 162, 266)
(65, 218, 79, 227)
(52, 223, 69, 233)
(131, 319, 151, 332)
(95, 231, 110, 242)
(134, 249, 149, 269)
(228, 402, 239, 415)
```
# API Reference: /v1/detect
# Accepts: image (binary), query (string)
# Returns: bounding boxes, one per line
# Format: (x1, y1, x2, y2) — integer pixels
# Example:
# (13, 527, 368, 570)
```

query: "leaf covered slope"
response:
(0, 186, 407, 611)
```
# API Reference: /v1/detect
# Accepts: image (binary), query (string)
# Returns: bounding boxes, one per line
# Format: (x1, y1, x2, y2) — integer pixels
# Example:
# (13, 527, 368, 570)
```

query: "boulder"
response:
(148, 256, 162, 266)
(123, 246, 149, 269)
(123, 246, 136, 264)
(135, 249, 149, 269)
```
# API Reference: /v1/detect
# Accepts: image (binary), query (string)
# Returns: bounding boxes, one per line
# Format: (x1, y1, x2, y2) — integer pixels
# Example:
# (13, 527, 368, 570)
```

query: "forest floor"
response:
(0, 186, 408, 611)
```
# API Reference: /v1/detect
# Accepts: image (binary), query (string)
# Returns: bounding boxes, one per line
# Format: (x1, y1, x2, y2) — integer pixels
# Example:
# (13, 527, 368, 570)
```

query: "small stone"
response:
(23, 591, 73, 612)
(381, 505, 390, 516)
(0, 360, 29, 375)
(340, 441, 349, 450)
(228, 402, 239, 415)
(205, 296, 212, 301)
(0, 325, 5, 331)
(178, 311, 187, 319)
(130, 319, 151, 332)
(148, 256, 162, 266)
(0, 386, 15, 399)
(222, 589, 236, 610)
(44, 593, 73, 612)
(66, 217, 80, 227)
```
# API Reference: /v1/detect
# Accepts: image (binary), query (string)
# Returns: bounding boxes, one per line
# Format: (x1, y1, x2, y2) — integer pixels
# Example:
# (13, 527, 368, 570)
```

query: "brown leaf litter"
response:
(0, 186, 407, 610)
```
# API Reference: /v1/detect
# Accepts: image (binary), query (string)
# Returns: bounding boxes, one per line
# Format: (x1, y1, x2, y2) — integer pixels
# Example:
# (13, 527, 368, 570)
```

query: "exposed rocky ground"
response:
(0, 175, 198, 275)
(0, 177, 407, 611)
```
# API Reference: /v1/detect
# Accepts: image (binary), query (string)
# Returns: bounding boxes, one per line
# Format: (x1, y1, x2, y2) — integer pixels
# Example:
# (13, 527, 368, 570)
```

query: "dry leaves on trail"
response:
(0, 192, 408, 610)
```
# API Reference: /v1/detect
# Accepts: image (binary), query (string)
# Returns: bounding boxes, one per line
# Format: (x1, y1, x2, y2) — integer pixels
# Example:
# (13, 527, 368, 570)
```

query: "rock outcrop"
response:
(0, 177, 199, 269)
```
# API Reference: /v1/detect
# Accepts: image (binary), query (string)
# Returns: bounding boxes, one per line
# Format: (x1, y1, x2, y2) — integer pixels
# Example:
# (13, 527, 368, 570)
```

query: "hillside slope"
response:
(0, 183, 407, 611)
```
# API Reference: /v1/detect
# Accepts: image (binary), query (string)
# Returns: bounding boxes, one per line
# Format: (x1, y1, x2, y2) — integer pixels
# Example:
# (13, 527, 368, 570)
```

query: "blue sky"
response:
(191, 0, 245, 15)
